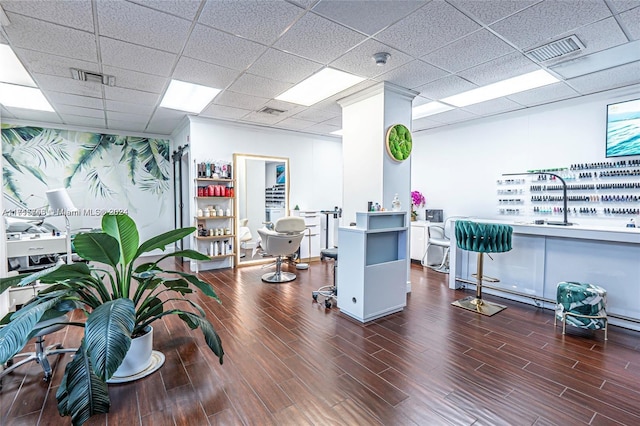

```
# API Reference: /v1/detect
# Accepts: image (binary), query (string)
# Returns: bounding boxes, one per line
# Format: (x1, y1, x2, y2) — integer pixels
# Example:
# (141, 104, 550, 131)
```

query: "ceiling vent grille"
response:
(525, 35, 585, 62)
(71, 68, 115, 86)
(258, 106, 285, 115)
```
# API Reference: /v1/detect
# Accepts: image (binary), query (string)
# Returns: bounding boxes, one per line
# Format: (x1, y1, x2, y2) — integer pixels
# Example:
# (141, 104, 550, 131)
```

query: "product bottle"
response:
(213, 241, 219, 256)
(209, 242, 214, 256)
(391, 194, 401, 211)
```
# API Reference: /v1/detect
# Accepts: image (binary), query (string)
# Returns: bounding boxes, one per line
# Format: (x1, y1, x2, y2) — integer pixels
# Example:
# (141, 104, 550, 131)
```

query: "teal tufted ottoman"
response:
(451, 220, 513, 316)
(555, 281, 608, 340)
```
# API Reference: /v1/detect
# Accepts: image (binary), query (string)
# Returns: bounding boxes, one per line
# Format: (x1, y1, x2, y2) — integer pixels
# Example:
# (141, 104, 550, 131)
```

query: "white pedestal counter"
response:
(449, 220, 640, 330)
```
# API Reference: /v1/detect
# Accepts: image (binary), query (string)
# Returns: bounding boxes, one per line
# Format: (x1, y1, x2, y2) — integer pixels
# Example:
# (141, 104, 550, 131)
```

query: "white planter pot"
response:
(111, 326, 154, 380)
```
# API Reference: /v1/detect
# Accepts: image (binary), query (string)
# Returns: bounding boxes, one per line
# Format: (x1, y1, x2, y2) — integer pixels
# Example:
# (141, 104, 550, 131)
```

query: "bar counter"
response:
(448, 220, 640, 331)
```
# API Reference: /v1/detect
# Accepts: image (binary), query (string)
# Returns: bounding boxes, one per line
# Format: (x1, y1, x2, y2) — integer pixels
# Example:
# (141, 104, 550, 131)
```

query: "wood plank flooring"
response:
(2, 260, 640, 425)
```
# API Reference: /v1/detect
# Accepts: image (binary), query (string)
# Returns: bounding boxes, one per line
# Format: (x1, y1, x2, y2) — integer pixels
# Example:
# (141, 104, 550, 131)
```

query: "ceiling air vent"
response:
(525, 35, 585, 62)
(258, 106, 285, 115)
(71, 68, 115, 86)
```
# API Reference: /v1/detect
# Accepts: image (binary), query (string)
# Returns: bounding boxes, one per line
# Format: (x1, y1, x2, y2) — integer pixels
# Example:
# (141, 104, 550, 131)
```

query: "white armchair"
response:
(257, 216, 306, 283)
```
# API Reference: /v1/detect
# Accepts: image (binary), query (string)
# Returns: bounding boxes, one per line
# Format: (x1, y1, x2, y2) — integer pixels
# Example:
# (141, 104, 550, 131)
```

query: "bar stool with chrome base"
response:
(451, 220, 513, 316)
(312, 248, 338, 308)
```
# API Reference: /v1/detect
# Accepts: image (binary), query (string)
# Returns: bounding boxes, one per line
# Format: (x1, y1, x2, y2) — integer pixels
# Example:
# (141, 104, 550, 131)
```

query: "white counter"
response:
(449, 219, 640, 331)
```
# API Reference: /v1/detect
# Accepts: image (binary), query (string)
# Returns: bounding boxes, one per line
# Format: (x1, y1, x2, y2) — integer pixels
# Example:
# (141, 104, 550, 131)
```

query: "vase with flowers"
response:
(410, 190, 426, 221)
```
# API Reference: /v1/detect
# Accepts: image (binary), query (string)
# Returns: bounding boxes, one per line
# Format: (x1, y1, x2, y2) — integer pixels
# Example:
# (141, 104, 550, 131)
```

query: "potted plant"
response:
(0, 213, 224, 426)
(411, 190, 426, 221)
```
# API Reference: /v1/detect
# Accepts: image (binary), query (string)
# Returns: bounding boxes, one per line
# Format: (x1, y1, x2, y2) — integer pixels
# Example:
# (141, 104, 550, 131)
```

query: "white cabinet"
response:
(337, 211, 408, 322)
(410, 221, 428, 261)
(7, 235, 67, 272)
(293, 210, 321, 261)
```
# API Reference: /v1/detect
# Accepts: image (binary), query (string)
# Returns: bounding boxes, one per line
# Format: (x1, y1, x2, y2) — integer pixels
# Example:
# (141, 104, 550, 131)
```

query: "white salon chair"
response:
(238, 218, 253, 258)
(257, 216, 306, 283)
(421, 217, 465, 273)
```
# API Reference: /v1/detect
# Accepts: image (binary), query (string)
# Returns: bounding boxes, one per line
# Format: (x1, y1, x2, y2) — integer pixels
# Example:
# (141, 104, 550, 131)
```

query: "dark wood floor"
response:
(2, 260, 640, 425)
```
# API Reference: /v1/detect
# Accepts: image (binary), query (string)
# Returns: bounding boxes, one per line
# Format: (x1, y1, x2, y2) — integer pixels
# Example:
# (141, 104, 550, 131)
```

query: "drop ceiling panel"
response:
(427, 108, 479, 124)
(273, 12, 367, 64)
(330, 39, 413, 79)
(567, 61, 640, 95)
(489, 0, 612, 50)
(173, 57, 239, 89)
(227, 73, 293, 99)
(246, 49, 322, 84)
(322, 116, 342, 127)
(412, 116, 445, 131)
(102, 66, 167, 94)
(422, 29, 516, 73)
(33, 73, 103, 98)
(275, 116, 316, 130)
(413, 75, 478, 100)
(213, 90, 270, 111)
(46, 91, 104, 109)
(106, 110, 151, 124)
(292, 107, 339, 123)
(0, 32, 7, 44)
(59, 114, 105, 128)
(198, 1, 304, 45)
(145, 117, 181, 135)
(375, 60, 448, 89)
(447, 0, 540, 26)
(505, 81, 580, 106)
(4, 13, 97, 62)
(554, 17, 628, 58)
(1, 0, 94, 32)
(14, 49, 99, 79)
(106, 119, 147, 133)
(305, 122, 341, 135)
(240, 111, 287, 125)
(199, 104, 252, 120)
(128, 0, 203, 20)
(375, 1, 481, 57)
(106, 100, 155, 116)
(457, 52, 539, 86)
(103, 86, 161, 106)
(100, 37, 176, 77)
(4, 108, 61, 123)
(461, 97, 524, 116)
(610, 1, 640, 13)
(1, 105, 17, 119)
(97, 1, 191, 53)
(311, 0, 427, 36)
(260, 100, 307, 118)
(55, 104, 104, 119)
(619, 7, 640, 40)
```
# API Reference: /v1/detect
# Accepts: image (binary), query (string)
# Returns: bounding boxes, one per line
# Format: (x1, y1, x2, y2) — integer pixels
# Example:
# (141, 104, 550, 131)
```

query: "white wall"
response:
(412, 85, 640, 227)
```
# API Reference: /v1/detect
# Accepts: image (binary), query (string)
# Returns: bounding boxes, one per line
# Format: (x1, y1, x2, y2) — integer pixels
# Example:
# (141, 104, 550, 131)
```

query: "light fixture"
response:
(160, 79, 221, 113)
(441, 70, 559, 107)
(275, 68, 365, 106)
(46, 188, 78, 264)
(0, 82, 54, 111)
(550, 40, 640, 79)
(412, 101, 454, 119)
(0, 44, 36, 86)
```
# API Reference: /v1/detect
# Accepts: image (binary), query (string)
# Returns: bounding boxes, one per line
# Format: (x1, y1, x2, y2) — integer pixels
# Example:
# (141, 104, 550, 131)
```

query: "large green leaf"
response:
(73, 232, 120, 268)
(85, 299, 135, 381)
(57, 341, 111, 425)
(177, 312, 224, 365)
(135, 227, 196, 258)
(35, 262, 93, 283)
(164, 270, 220, 301)
(101, 213, 139, 266)
(156, 249, 210, 264)
(0, 273, 25, 294)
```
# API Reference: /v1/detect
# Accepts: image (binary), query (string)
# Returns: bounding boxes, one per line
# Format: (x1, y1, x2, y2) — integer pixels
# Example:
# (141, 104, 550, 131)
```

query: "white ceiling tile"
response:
(375, 60, 448, 89)
(412, 95, 434, 107)
(322, 79, 378, 105)
(200, 104, 252, 120)
(422, 29, 516, 73)
(14, 49, 98, 80)
(173, 57, 239, 89)
(447, 0, 540, 26)
(213, 90, 269, 111)
(183, 24, 267, 71)
(129, 0, 202, 20)
(457, 52, 539, 86)
(413, 75, 478, 100)
(292, 107, 339, 122)
(106, 110, 150, 123)
(460, 97, 524, 116)
(107, 119, 148, 133)
(1, 0, 94, 31)
(273, 12, 367, 64)
(489, 0, 612, 50)
(100, 37, 176, 77)
(619, 6, 640, 40)
(288, 0, 317, 9)
(505, 82, 580, 106)
(609, 0, 640, 13)
(101, 66, 167, 94)
(59, 114, 106, 128)
(33, 73, 103, 98)
(103, 86, 161, 106)
(199, 1, 304, 44)
(322, 116, 342, 127)
(145, 117, 181, 135)
(375, 1, 480, 57)
(412, 116, 445, 131)
(246, 49, 322, 84)
(330, 39, 413, 79)
(105, 100, 156, 116)
(46, 91, 104, 109)
(547, 17, 628, 63)
(275, 116, 316, 130)
(1, 105, 17, 119)
(567, 60, 640, 95)
(152, 107, 188, 122)
(4, 108, 61, 123)
(97, 1, 191, 53)
(227, 73, 293, 99)
(426, 108, 479, 124)
(311, 0, 427, 35)
(260, 100, 307, 118)
(0, 32, 7, 44)
(240, 111, 286, 125)
(3, 13, 97, 62)
(305, 122, 341, 135)
(55, 104, 104, 119)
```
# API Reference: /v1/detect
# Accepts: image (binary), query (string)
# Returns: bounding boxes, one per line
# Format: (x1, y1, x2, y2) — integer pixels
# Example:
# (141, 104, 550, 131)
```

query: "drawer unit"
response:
(7, 235, 67, 258)
(295, 211, 321, 261)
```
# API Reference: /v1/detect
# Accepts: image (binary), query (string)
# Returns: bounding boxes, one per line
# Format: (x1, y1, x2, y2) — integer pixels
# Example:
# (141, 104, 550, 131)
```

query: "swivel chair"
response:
(451, 220, 513, 316)
(257, 216, 306, 283)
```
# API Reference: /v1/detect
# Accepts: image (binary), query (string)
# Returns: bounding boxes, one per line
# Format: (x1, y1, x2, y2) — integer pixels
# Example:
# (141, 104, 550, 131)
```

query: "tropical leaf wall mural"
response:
(1, 125, 171, 240)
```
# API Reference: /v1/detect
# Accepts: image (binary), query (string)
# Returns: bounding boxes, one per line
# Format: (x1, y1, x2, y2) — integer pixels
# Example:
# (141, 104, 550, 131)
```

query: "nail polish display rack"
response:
(497, 161, 640, 218)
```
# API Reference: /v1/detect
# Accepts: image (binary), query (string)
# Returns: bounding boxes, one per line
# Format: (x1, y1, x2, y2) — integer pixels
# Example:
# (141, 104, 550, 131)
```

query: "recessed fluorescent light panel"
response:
(330, 129, 343, 136)
(441, 70, 559, 107)
(412, 101, 454, 119)
(0, 82, 53, 111)
(276, 68, 365, 106)
(0, 44, 36, 86)
(160, 79, 220, 113)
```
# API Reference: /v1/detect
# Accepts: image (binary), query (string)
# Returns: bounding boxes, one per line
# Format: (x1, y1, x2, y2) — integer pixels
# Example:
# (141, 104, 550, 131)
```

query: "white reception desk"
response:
(449, 220, 640, 331)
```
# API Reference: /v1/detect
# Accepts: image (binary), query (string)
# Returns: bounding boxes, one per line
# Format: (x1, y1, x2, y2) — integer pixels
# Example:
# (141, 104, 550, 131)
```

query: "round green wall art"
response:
(385, 124, 412, 162)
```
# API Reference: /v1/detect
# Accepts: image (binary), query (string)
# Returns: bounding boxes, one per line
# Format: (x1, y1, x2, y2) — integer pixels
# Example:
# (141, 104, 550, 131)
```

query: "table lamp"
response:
(45, 188, 77, 264)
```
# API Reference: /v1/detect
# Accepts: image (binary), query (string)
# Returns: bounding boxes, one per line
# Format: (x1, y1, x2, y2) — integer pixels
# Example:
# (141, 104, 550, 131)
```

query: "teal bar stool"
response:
(452, 220, 513, 316)
(555, 281, 608, 340)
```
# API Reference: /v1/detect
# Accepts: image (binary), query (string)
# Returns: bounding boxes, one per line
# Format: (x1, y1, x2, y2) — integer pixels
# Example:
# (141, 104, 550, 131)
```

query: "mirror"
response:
(234, 154, 289, 266)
